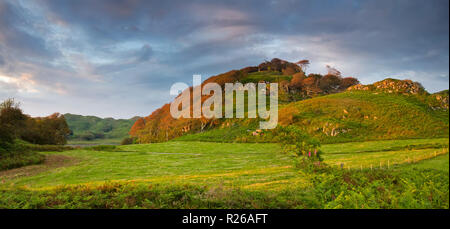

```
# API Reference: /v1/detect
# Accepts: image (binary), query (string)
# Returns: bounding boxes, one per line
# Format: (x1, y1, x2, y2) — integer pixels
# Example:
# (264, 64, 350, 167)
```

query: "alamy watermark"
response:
(169, 75, 278, 129)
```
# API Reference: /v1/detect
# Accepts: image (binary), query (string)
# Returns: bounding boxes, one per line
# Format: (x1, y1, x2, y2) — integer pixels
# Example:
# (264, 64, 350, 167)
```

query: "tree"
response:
(20, 113, 70, 145)
(296, 59, 310, 71)
(129, 118, 146, 136)
(340, 77, 360, 88)
(0, 98, 26, 154)
(282, 66, 297, 76)
(0, 98, 26, 138)
(303, 74, 322, 87)
(326, 65, 341, 77)
(289, 72, 306, 89)
(121, 137, 135, 145)
(276, 126, 322, 169)
(319, 74, 342, 92)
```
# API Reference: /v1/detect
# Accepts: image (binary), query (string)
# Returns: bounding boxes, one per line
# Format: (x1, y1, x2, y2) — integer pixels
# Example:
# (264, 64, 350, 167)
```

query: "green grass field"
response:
(0, 138, 448, 209)
(2, 138, 447, 188)
(67, 138, 122, 146)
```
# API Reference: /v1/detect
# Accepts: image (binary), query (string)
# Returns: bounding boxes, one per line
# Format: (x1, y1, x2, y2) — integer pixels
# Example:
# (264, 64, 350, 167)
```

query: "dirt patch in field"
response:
(0, 155, 79, 180)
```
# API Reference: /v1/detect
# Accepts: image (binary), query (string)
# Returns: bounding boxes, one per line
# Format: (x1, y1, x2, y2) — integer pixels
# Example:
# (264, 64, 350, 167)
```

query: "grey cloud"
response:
(0, 54, 5, 67)
(137, 44, 152, 62)
(0, 1, 60, 61)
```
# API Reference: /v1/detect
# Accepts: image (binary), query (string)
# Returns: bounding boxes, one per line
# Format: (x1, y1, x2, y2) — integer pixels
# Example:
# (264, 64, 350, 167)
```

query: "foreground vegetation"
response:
(1, 162, 448, 209)
(0, 139, 448, 209)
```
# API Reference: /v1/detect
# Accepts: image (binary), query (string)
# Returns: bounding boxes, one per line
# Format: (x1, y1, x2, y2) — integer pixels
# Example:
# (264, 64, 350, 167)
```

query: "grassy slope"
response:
(64, 113, 136, 141)
(239, 71, 292, 84)
(176, 91, 449, 143)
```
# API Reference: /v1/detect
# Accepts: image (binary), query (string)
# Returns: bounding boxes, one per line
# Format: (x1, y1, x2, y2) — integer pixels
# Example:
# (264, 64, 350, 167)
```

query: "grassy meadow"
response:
(0, 138, 448, 209)
(67, 138, 122, 146)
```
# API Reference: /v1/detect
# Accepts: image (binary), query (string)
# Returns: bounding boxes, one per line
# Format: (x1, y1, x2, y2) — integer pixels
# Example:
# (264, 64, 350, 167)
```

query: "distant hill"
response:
(129, 58, 449, 144)
(64, 114, 138, 141)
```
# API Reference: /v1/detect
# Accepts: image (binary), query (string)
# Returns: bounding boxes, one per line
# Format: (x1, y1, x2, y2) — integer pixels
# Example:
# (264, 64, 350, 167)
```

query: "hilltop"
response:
(130, 59, 449, 144)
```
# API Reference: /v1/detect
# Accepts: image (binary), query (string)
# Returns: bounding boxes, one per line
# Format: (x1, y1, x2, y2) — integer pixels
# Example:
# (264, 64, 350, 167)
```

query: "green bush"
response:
(14, 139, 73, 152)
(0, 139, 73, 171)
(120, 137, 135, 145)
(0, 151, 45, 171)
(277, 126, 321, 157)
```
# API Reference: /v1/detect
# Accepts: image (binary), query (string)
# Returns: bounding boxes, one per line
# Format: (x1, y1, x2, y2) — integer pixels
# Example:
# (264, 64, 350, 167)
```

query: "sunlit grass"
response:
(1, 138, 447, 190)
(0, 138, 448, 209)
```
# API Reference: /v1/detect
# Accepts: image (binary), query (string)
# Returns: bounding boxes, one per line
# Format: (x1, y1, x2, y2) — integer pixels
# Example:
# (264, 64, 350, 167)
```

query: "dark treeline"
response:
(0, 98, 70, 155)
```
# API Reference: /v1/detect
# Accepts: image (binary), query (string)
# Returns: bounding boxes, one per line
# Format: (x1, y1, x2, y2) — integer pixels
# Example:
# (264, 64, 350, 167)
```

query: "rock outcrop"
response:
(347, 78, 426, 95)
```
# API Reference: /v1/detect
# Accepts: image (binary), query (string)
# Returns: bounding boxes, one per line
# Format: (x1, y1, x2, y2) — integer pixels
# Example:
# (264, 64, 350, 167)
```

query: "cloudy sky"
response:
(0, 0, 448, 118)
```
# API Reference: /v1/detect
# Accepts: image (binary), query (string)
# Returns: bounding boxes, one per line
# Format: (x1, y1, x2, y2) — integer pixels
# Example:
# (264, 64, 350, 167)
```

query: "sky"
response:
(0, 0, 448, 119)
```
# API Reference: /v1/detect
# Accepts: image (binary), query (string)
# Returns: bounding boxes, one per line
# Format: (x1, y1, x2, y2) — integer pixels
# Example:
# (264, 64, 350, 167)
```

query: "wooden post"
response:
(370, 164, 373, 171)
(380, 161, 382, 169)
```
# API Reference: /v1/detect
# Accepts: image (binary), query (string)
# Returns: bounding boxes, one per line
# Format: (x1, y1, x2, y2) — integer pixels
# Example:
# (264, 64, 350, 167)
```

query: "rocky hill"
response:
(177, 88, 449, 144)
(129, 59, 449, 144)
(129, 59, 360, 143)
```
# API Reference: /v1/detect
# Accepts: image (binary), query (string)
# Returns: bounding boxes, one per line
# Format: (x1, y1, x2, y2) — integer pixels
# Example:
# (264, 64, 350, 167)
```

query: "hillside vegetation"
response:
(176, 86, 449, 144)
(64, 114, 138, 142)
(278, 90, 449, 143)
(130, 59, 448, 144)
(130, 58, 361, 143)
